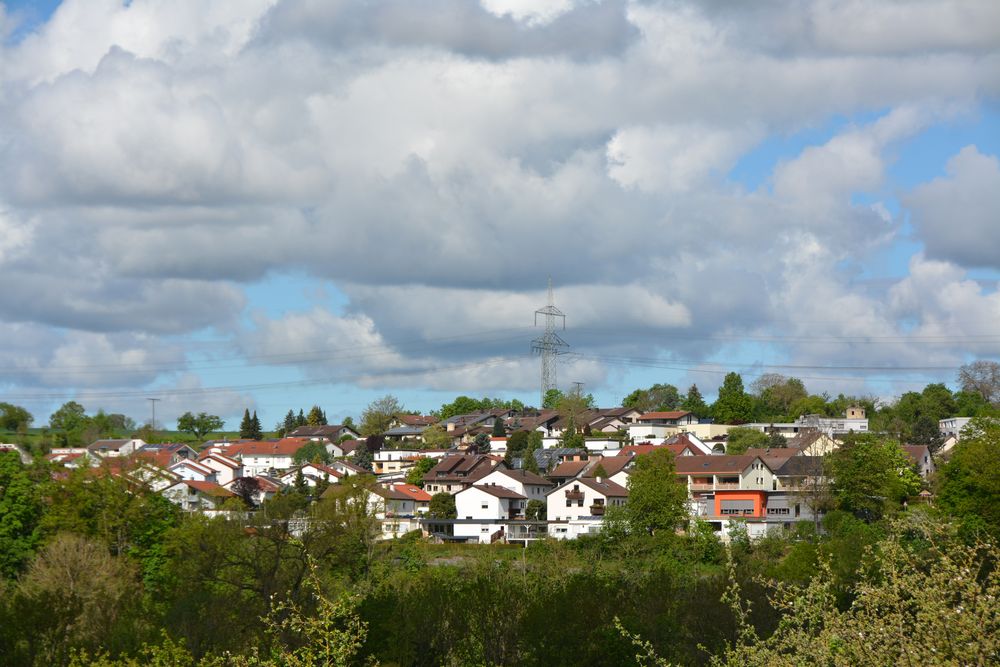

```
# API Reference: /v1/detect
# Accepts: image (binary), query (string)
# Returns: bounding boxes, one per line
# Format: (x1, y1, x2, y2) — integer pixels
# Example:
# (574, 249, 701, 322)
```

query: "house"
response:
(939, 417, 972, 440)
(223, 476, 281, 506)
(547, 460, 590, 485)
(197, 452, 243, 486)
(327, 459, 369, 477)
(585, 455, 632, 487)
(167, 458, 217, 482)
(637, 410, 699, 426)
(533, 447, 588, 473)
(368, 482, 431, 539)
(228, 437, 312, 476)
(785, 430, 839, 456)
(46, 449, 90, 468)
(289, 424, 361, 441)
(453, 484, 529, 543)
(902, 445, 936, 479)
(422, 454, 499, 494)
(476, 467, 553, 502)
(162, 480, 235, 512)
(277, 462, 343, 487)
(86, 438, 146, 458)
(546, 477, 628, 539)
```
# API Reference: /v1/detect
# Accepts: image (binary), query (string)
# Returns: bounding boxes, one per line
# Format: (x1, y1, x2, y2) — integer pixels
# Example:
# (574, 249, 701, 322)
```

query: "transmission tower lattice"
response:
(532, 279, 568, 407)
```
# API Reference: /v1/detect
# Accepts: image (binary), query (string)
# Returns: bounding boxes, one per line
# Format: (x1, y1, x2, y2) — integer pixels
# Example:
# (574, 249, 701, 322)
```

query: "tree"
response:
(16, 533, 139, 666)
(250, 411, 263, 440)
(239, 409, 253, 439)
(293, 441, 332, 465)
(231, 477, 261, 508)
(296, 409, 307, 426)
(622, 383, 681, 412)
(624, 449, 688, 535)
(752, 375, 808, 419)
(503, 430, 529, 465)
(352, 446, 374, 473)
(306, 405, 327, 426)
(681, 384, 709, 416)
(0, 452, 43, 577)
(0, 403, 33, 432)
(542, 389, 564, 410)
(910, 415, 944, 452)
(176, 412, 224, 441)
(712, 373, 754, 424)
(492, 418, 506, 438)
(473, 432, 491, 454)
(525, 499, 546, 521)
(724, 427, 770, 455)
(936, 417, 1000, 536)
(428, 493, 457, 519)
(360, 395, 402, 436)
(523, 451, 541, 474)
(405, 457, 437, 487)
(828, 434, 917, 522)
(49, 401, 88, 432)
(591, 463, 609, 479)
(958, 360, 1000, 404)
(420, 424, 451, 449)
(283, 410, 297, 434)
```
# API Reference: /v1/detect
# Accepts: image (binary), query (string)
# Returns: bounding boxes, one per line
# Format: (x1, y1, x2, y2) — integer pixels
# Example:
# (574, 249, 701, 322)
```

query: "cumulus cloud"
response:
(0, 0, 996, 412)
(906, 146, 1000, 270)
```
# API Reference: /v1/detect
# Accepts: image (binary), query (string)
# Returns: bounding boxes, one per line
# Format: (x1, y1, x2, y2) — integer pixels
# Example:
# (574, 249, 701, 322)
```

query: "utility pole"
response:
(532, 278, 568, 407)
(146, 397, 161, 430)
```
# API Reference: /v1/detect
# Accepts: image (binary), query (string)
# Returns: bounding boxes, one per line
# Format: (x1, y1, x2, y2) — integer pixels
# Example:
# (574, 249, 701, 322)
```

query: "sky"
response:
(0, 0, 999, 430)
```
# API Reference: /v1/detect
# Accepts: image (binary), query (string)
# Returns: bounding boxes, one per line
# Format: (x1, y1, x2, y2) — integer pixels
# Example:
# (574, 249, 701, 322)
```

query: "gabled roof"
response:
(200, 452, 240, 469)
(87, 439, 132, 451)
(745, 447, 802, 470)
(392, 483, 433, 502)
(586, 455, 631, 478)
(902, 445, 931, 464)
(424, 454, 496, 482)
(489, 467, 553, 487)
(229, 437, 311, 457)
(168, 459, 214, 476)
(576, 476, 629, 497)
(548, 460, 589, 479)
(182, 480, 235, 497)
(396, 414, 438, 427)
(775, 456, 825, 477)
(467, 484, 526, 500)
(674, 455, 766, 475)
(637, 410, 692, 421)
(289, 424, 355, 438)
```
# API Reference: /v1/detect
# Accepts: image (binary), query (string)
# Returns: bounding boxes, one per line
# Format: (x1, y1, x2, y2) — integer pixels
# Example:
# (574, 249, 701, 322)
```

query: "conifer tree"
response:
(492, 418, 505, 437)
(250, 411, 263, 440)
(283, 409, 296, 433)
(296, 409, 307, 427)
(239, 409, 253, 439)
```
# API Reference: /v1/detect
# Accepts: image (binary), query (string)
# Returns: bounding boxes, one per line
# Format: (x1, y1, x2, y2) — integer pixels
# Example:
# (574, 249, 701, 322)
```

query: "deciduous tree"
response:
(711, 373, 754, 424)
(176, 412, 224, 441)
(360, 395, 402, 436)
(625, 449, 688, 535)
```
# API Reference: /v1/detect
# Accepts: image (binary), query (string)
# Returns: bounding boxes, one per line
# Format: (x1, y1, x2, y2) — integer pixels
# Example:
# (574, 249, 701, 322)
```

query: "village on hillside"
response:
(5, 391, 954, 545)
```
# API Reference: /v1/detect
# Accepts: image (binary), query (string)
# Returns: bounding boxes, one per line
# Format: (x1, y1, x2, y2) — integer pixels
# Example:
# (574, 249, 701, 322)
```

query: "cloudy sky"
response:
(1, 0, 998, 429)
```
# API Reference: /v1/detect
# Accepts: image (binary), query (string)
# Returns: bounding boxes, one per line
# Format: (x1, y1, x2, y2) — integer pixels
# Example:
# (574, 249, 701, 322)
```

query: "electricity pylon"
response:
(532, 278, 568, 407)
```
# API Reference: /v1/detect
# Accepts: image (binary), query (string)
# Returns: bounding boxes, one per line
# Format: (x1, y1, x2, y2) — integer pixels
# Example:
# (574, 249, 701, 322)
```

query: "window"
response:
(481, 502, 488, 509)
(481, 526, 489, 533)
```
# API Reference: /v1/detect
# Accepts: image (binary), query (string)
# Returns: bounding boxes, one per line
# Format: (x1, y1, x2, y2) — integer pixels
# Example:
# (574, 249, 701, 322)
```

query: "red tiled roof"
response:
(548, 460, 589, 478)
(674, 455, 764, 475)
(576, 477, 629, 497)
(585, 455, 631, 478)
(391, 482, 433, 502)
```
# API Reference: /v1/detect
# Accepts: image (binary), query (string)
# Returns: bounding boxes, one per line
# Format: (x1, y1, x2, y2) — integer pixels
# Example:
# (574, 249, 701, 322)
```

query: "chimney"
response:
(446, 422, 455, 432)
(596, 476, 603, 484)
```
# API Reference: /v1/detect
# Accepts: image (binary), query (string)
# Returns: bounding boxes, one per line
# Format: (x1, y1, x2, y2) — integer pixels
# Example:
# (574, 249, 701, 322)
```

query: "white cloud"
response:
(906, 146, 1000, 270)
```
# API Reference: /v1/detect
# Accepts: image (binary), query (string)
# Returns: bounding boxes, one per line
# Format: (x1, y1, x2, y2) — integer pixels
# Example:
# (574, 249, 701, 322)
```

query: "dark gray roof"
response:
(776, 456, 825, 477)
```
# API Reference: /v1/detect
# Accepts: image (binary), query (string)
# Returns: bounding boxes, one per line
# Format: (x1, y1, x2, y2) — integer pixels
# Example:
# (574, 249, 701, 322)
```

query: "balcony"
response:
(565, 490, 585, 501)
(589, 504, 605, 516)
(689, 482, 741, 491)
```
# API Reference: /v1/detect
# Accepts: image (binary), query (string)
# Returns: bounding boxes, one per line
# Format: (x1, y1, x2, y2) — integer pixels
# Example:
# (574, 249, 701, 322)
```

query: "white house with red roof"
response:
(162, 480, 235, 512)
(198, 452, 243, 486)
(229, 437, 311, 476)
(476, 467, 553, 502)
(546, 477, 628, 539)
(368, 482, 433, 539)
(277, 462, 343, 487)
(167, 458, 217, 483)
(454, 484, 529, 543)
